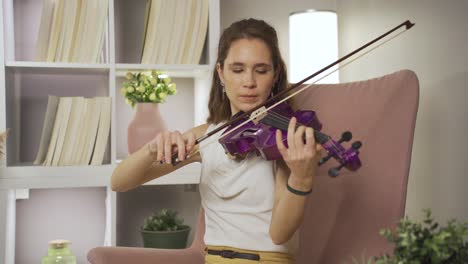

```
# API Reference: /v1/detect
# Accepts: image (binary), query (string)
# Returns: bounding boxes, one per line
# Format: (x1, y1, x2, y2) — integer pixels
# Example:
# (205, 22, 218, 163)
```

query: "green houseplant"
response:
(140, 209, 191, 249)
(351, 209, 468, 264)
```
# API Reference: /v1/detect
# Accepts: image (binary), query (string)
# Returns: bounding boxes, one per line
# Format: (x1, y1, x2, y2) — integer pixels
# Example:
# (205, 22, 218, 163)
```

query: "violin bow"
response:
(172, 20, 415, 163)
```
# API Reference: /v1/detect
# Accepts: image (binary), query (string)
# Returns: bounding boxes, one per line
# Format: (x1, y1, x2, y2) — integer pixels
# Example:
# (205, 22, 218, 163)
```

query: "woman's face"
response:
(217, 38, 276, 115)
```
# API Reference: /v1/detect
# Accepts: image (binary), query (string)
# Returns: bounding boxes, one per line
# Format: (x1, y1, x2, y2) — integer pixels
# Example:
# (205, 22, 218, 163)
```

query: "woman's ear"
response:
(216, 63, 225, 84)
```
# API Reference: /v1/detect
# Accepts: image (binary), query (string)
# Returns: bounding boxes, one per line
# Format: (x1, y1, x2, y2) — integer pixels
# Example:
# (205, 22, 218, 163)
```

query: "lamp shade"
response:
(289, 10, 338, 84)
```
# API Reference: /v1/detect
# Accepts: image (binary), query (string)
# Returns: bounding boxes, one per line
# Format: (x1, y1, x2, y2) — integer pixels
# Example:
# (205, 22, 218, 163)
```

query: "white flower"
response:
(158, 92, 167, 100)
(149, 93, 157, 101)
(126, 86, 135, 93)
(156, 83, 164, 91)
(136, 86, 146, 93)
(163, 77, 172, 84)
(168, 83, 177, 94)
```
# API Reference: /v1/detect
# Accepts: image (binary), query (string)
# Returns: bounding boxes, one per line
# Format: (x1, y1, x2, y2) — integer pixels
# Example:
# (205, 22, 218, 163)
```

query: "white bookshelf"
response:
(0, 0, 220, 263)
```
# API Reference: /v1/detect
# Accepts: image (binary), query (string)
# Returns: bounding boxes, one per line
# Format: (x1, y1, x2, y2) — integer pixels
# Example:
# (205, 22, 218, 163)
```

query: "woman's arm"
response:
(269, 117, 321, 245)
(269, 160, 314, 244)
(111, 123, 208, 192)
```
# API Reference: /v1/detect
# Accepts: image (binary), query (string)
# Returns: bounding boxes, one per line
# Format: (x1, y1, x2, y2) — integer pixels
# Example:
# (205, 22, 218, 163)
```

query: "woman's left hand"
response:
(275, 117, 322, 191)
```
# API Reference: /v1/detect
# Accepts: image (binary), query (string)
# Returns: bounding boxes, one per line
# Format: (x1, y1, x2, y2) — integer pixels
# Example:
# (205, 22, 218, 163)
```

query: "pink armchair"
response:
(88, 69, 419, 264)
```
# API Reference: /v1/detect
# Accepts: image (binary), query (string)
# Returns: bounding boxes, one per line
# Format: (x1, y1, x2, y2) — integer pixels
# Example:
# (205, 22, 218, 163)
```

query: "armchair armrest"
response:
(87, 246, 205, 264)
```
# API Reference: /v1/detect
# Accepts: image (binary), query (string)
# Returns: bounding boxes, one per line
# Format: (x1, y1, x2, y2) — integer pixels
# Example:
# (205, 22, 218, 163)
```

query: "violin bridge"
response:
(250, 106, 267, 124)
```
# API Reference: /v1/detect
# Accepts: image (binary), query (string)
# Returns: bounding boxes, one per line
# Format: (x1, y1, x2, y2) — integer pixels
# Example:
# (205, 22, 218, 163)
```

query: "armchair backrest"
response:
(293, 69, 419, 263)
(190, 70, 419, 264)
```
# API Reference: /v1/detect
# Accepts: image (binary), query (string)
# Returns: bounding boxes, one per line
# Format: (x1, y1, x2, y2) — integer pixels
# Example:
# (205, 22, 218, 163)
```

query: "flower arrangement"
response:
(120, 70, 177, 108)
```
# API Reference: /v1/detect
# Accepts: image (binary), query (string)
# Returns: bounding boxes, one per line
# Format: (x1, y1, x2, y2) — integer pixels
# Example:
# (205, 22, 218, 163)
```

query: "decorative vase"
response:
(41, 239, 76, 264)
(140, 226, 191, 249)
(127, 103, 167, 154)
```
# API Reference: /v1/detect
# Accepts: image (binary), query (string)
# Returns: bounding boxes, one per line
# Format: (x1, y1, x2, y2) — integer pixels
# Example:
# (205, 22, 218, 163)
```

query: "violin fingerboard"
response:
(260, 115, 330, 144)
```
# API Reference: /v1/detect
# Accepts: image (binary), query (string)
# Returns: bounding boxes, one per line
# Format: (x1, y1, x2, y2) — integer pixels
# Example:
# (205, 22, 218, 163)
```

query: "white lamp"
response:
(289, 10, 339, 84)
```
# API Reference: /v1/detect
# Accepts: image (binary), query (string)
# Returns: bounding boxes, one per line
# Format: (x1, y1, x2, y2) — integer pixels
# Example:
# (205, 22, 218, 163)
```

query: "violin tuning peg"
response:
(338, 131, 352, 143)
(328, 163, 345, 177)
(319, 154, 332, 166)
(352, 141, 362, 150)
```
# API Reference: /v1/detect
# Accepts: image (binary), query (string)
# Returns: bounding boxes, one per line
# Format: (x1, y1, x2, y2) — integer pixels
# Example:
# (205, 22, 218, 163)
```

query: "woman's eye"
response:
(232, 69, 243, 73)
(256, 69, 269, 74)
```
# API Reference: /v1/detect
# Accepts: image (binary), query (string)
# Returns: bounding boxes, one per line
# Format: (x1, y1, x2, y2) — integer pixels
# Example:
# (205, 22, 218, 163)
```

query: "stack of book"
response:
(35, 0, 109, 63)
(141, 0, 209, 64)
(34, 96, 112, 166)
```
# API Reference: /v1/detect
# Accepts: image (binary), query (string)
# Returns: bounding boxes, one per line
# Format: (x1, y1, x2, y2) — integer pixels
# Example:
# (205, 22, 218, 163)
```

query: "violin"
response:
(218, 102, 362, 177)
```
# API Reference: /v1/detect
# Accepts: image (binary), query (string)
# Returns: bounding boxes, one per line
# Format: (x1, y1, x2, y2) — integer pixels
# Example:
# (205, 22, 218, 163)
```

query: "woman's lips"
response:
(239, 95, 258, 102)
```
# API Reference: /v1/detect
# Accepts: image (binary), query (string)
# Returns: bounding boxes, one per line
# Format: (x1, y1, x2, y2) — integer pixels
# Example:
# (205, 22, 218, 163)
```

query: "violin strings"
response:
(179, 27, 409, 163)
(265, 110, 330, 143)
(265, 111, 342, 154)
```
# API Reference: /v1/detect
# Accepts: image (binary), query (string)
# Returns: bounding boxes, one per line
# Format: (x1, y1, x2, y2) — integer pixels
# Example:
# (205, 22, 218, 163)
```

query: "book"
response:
(34, 95, 59, 165)
(175, 0, 194, 64)
(56, 0, 81, 62)
(164, 0, 185, 64)
(70, 98, 90, 165)
(51, 97, 73, 166)
(34, 0, 56, 61)
(46, 0, 65, 62)
(191, 0, 209, 64)
(182, 0, 202, 64)
(140, 0, 152, 61)
(79, 97, 101, 165)
(90, 0, 109, 62)
(42, 96, 70, 166)
(58, 97, 85, 165)
(90, 97, 112, 165)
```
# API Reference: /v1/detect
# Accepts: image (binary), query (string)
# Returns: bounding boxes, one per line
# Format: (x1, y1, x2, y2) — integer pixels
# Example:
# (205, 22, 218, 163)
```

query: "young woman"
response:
(111, 18, 322, 264)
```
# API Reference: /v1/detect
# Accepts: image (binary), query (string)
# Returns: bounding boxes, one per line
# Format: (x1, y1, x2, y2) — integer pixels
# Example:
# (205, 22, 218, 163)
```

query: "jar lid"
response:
(48, 239, 71, 249)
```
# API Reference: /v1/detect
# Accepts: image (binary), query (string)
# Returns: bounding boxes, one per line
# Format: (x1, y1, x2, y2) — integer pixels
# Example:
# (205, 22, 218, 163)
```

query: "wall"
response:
(15, 188, 106, 264)
(336, 0, 468, 223)
(220, 0, 468, 224)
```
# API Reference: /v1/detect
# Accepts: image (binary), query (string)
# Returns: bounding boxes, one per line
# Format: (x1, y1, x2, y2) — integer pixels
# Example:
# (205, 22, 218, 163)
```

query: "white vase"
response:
(127, 103, 167, 154)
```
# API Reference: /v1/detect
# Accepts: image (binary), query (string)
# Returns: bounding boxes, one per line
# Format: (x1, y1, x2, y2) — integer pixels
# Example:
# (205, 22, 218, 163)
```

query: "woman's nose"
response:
(243, 72, 256, 88)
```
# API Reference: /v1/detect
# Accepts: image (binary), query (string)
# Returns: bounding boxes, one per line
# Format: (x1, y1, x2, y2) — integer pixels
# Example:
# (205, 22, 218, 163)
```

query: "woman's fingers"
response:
(164, 131, 172, 164)
(276, 129, 287, 158)
(294, 125, 306, 151)
(156, 133, 164, 162)
(185, 132, 196, 153)
(172, 131, 185, 162)
(304, 127, 315, 152)
(287, 117, 297, 152)
(151, 131, 196, 164)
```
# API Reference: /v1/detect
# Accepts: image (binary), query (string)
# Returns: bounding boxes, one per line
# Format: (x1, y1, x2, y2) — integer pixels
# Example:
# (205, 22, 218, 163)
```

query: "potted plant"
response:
(350, 209, 468, 264)
(140, 208, 191, 249)
(121, 70, 177, 153)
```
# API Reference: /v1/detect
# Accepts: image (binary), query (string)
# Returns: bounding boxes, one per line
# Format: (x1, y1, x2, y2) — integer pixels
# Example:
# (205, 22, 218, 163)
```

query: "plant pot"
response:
(127, 103, 167, 154)
(140, 226, 191, 249)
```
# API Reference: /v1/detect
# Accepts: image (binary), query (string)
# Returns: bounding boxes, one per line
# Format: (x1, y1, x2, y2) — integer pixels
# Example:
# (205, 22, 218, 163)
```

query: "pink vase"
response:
(127, 103, 167, 154)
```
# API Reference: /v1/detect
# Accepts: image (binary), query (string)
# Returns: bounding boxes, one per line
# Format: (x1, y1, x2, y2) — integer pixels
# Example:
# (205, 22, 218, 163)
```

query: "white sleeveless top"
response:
(198, 122, 297, 253)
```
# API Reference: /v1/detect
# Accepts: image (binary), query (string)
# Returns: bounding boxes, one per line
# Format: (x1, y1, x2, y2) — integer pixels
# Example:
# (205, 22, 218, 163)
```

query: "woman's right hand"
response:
(147, 130, 196, 164)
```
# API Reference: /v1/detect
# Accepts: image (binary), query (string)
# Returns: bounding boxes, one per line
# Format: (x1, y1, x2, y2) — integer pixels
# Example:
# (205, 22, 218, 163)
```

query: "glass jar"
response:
(41, 239, 76, 264)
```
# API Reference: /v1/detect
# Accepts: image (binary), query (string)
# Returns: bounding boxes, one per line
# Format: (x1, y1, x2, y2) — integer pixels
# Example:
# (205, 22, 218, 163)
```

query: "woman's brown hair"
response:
(207, 18, 288, 124)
